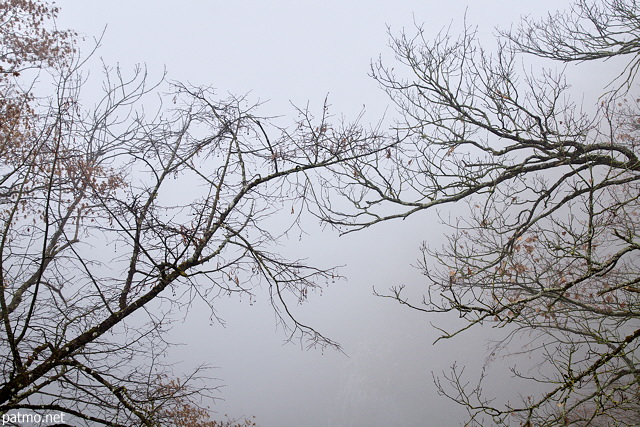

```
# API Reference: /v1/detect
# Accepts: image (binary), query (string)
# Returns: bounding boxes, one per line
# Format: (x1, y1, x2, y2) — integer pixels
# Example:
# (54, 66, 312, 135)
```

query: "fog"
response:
(55, 1, 572, 425)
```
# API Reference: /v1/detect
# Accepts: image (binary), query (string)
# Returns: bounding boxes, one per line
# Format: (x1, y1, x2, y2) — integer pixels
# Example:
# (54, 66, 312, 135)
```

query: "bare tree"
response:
(0, 2, 386, 425)
(314, 0, 640, 425)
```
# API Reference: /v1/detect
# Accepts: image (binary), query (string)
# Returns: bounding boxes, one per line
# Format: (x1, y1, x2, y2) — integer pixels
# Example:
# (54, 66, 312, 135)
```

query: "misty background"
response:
(54, 1, 575, 425)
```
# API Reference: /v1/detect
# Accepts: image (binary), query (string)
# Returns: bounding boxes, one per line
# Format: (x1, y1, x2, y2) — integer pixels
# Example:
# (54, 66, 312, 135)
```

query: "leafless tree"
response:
(314, 0, 640, 425)
(0, 2, 386, 425)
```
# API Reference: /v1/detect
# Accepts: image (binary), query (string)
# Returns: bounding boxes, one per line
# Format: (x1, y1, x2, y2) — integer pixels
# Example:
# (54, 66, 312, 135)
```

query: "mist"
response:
(52, 1, 574, 425)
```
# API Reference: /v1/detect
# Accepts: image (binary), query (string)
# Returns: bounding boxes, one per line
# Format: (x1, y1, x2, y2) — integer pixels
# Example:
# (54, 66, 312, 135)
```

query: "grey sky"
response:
(55, 1, 573, 425)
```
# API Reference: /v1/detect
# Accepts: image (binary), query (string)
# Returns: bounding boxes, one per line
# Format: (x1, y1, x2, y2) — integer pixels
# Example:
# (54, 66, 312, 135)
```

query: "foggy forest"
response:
(1, 0, 639, 425)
